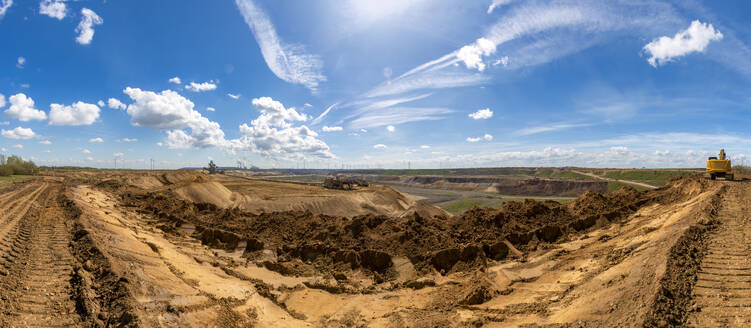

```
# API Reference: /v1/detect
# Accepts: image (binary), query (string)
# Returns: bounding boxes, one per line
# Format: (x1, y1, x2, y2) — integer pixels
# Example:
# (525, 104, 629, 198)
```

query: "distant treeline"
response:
(0, 155, 38, 176)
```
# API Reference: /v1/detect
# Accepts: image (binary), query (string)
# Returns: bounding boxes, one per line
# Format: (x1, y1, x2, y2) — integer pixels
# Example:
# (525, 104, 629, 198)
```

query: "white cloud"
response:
(493, 56, 509, 67)
(349, 107, 453, 129)
(644, 20, 723, 67)
(86, 156, 93, 161)
(420, 145, 430, 149)
(0, 148, 5, 152)
(119, 138, 137, 142)
(97, 100, 104, 107)
(123, 87, 228, 149)
(75, 8, 103, 45)
(227, 93, 241, 99)
(39, 140, 51, 145)
(5, 93, 47, 121)
(457, 38, 497, 71)
(0, 0, 12, 19)
(89, 137, 103, 143)
(0, 94, 4, 108)
(373, 144, 387, 149)
(207, 107, 216, 112)
(360, 129, 367, 133)
(234, 0, 326, 91)
(113, 152, 123, 158)
(185, 81, 217, 92)
(16, 56, 25, 69)
(40, 0, 66, 20)
(515, 123, 590, 136)
(107, 98, 126, 110)
(49, 101, 100, 126)
(44, 150, 52, 153)
(232, 97, 334, 159)
(386, 125, 395, 132)
(11, 144, 22, 149)
(82, 149, 91, 154)
(487, 0, 516, 14)
(311, 103, 337, 125)
(304, 103, 313, 108)
(322, 125, 342, 132)
(469, 108, 493, 120)
(466, 133, 493, 142)
(168, 77, 182, 84)
(1, 126, 36, 139)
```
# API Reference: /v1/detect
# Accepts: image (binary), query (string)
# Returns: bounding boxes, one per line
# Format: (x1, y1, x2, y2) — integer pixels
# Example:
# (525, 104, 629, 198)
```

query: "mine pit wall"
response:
(643, 186, 725, 327)
(368, 175, 608, 196)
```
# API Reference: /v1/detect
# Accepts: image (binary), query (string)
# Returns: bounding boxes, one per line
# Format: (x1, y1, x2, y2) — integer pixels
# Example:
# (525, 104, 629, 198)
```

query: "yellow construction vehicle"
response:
(706, 149, 733, 180)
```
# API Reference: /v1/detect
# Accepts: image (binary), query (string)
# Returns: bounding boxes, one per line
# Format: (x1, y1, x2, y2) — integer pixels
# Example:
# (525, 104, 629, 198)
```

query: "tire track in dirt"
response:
(0, 182, 84, 327)
(688, 183, 751, 327)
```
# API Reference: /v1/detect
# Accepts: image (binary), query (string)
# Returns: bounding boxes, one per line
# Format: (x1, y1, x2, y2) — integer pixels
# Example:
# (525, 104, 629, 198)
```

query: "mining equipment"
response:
(323, 176, 369, 190)
(706, 149, 733, 180)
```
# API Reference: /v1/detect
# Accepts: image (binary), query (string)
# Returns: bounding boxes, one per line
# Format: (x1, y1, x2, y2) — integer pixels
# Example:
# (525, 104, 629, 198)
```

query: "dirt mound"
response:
(120, 178, 654, 280)
(377, 175, 608, 196)
(172, 181, 235, 208)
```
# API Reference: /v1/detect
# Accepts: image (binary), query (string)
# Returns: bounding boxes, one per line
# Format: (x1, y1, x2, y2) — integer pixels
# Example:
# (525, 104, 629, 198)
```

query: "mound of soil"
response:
(119, 179, 657, 280)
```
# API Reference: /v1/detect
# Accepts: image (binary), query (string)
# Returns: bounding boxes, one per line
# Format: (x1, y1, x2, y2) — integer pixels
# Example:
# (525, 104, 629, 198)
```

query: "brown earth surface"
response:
(0, 172, 749, 327)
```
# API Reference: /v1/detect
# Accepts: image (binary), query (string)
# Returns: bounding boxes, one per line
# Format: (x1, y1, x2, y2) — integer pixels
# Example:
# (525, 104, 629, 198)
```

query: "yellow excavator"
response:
(706, 149, 733, 180)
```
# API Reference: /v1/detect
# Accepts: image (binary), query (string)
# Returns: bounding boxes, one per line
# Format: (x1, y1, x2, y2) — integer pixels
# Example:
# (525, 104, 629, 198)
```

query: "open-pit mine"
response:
(0, 171, 746, 327)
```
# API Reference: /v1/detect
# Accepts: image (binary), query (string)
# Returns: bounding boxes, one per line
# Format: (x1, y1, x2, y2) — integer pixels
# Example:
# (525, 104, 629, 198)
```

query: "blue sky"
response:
(2, 0, 751, 169)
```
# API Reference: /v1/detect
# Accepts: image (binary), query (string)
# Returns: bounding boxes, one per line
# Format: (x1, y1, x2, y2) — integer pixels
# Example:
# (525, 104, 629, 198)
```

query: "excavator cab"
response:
(706, 149, 733, 180)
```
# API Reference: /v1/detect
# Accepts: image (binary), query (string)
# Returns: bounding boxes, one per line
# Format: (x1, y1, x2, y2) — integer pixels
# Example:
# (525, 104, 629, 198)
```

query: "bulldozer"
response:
(706, 149, 733, 180)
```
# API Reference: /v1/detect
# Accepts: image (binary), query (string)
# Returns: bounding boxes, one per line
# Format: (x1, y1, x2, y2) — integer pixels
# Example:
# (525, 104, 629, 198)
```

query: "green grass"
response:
(603, 170, 699, 186)
(0, 175, 34, 187)
(608, 181, 650, 192)
(441, 199, 497, 213)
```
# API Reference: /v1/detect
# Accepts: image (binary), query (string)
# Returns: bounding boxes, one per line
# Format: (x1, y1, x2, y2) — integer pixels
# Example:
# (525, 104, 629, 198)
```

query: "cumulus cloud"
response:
(232, 97, 333, 158)
(119, 138, 137, 142)
(456, 38, 497, 71)
(11, 144, 22, 149)
(322, 125, 342, 132)
(16, 56, 25, 69)
(0, 94, 4, 108)
(89, 137, 103, 143)
(386, 125, 395, 132)
(48, 101, 100, 125)
(493, 56, 509, 67)
(227, 93, 241, 99)
(40, 0, 66, 19)
(644, 20, 723, 67)
(39, 140, 51, 145)
(185, 81, 217, 92)
(97, 100, 104, 107)
(1, 126, 36, 139)
(373, 144, 387, 149)
(107, 98, 126, 110)
(168, 77, 182, 84)
(207, 107, 216, 112)
(82, 149, 91, 154)
(469, 108, 493, 120)
(122, 87, 227, 149)
(466, 133, 493, 142)
(420, 145, 430, 149)
(235, 0, 326, 91)
(0, 0, 12, 19)
(5, 93, 47, 121)
(75, 8, 103, 45)
(113, 152, 123, 158)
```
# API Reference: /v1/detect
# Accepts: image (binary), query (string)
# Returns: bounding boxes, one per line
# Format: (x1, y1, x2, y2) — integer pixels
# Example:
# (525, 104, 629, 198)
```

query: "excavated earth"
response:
(0, 171, 748, 327)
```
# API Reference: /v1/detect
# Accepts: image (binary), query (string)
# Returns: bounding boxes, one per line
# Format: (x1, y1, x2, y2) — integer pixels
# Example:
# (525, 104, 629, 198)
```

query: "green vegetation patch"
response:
(533, 168, 590, 180)
(441, 199, 495, 213)
(0, 175, 35, 187)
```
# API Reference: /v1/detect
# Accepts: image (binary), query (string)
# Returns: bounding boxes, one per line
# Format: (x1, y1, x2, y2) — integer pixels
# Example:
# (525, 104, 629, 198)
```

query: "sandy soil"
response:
(0, 172, 747, 327)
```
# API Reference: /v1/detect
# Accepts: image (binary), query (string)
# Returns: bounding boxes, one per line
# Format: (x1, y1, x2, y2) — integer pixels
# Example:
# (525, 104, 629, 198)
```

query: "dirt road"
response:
(0, 181, 83, 327)
(571, 170, 658, 189)
(687, 182, 751, 327)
